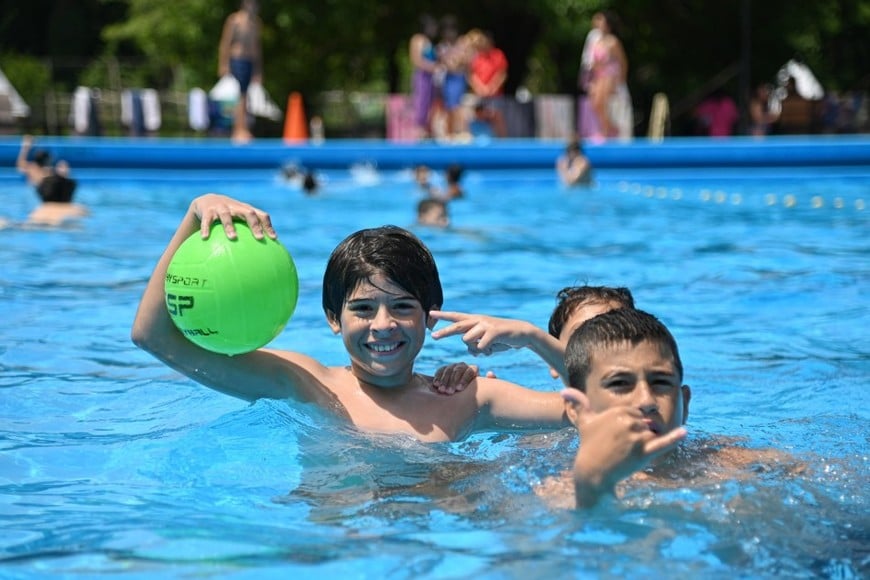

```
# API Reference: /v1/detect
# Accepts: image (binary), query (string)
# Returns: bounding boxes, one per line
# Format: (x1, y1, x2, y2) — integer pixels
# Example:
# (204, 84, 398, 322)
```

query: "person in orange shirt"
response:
(467, 29, 508, 138)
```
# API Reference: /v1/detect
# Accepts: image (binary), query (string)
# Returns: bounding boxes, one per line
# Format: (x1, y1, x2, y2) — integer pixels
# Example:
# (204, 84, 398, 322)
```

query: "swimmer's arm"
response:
(16, 135, 32, 173)
(472, 377, 570, 432)
(430, 310, 567, 378)
(131, 194, 329, 403)
(16, 135, 40, 185)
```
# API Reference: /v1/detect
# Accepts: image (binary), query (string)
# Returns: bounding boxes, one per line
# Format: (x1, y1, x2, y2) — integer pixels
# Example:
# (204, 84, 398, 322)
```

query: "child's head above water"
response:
(564, 307, 689, 435)
(565, 307, 683, 391)
(548, 285, 635, 343)
(322, 226, 444, 324)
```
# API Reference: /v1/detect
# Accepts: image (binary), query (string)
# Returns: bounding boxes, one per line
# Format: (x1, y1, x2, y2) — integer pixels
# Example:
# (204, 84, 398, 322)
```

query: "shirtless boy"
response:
(560, 308, 800, 509)
(131, 194, 570, 443)
(13, 135, 88, 227)
(218, 0, 262, 143)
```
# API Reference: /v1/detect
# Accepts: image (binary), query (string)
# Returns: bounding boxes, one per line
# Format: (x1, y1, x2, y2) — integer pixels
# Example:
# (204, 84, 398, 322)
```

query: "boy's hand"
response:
(431, 363, 497, 395)
(430, 310, 532, 355)
(432, 362, 478, 395)
(561, 388, 687, 507)
(190, 194, 277, 241)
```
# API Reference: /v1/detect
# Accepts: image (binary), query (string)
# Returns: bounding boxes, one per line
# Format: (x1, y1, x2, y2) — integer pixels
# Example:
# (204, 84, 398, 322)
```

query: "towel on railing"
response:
(71, 87, 91, 134)
(188, 88, 210, 131)
(141, 89, 161, 131)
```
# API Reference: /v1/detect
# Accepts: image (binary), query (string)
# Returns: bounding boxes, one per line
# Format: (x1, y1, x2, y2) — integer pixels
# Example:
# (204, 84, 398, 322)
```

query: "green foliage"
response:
(101, 0, 226, 89)
(1, 0, 867, 135)
(1, 53, 51, 106)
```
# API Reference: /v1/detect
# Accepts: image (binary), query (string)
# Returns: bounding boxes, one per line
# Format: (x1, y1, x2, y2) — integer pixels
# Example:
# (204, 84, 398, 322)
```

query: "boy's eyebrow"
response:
(346, 292, 417, 303)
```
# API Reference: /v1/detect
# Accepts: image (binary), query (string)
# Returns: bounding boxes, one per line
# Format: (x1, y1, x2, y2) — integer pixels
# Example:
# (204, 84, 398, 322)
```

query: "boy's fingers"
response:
(459, 365, 478, 387)
(644, 427, 687, 457)
(560, 388, 592, 425)
(428, 310, 466, 323)
(431, 320, 474, 339)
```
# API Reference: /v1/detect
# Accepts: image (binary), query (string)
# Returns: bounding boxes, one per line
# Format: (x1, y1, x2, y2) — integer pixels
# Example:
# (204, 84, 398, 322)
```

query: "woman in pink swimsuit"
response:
(587, 11, 632, 140)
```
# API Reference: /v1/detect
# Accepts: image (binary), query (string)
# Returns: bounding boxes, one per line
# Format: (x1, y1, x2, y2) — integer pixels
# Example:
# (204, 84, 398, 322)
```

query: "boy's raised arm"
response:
(470, 377, 570, 433)
(130, 194, 332, 404)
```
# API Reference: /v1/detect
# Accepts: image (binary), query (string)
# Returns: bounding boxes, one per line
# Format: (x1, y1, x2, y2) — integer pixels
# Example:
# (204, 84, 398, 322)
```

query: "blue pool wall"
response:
(1, 135, 868, 183)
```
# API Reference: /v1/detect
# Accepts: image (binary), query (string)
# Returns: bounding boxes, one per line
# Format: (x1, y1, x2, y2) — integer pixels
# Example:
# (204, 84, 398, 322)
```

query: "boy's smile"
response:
(330, 274, 429, 388)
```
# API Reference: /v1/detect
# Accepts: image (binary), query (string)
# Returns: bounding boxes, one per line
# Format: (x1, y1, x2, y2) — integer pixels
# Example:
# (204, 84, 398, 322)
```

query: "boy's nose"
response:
(635, 383, 658, 415)
(371, 306, 397, 332)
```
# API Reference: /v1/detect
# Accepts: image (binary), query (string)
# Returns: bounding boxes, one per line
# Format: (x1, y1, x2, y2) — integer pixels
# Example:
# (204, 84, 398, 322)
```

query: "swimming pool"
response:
(1, 153, 867, 578)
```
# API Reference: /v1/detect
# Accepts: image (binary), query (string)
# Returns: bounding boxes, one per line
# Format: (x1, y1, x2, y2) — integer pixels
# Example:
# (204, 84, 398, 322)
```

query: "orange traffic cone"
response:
(283, 92, 309, 144)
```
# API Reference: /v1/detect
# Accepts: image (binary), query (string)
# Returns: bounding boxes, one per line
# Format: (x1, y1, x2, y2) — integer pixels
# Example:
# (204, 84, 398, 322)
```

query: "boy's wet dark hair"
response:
(565, 308, 683, 391)
(547, 285, 635, 338)
(33, 150, 51, 167)
(445, 164, 463, 185)
(322, 226, 444, 324)
(302, 171, 318, 195)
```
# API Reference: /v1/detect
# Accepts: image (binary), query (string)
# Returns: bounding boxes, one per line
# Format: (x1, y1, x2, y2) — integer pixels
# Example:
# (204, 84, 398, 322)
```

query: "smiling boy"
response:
(131, 194, 569, 443)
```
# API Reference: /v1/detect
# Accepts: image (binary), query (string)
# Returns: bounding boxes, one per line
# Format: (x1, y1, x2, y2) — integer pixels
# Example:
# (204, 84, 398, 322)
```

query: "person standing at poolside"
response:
(749, 83, 780, 137)
(585, 11, 633, 141)
(131, 193, 571, 443)
(13, 134, 88, 227)
(467, 29, 508, 138)
(409, 14, 440, 141)
(218, 0, 263, 144)
(436, 15, 472, 141)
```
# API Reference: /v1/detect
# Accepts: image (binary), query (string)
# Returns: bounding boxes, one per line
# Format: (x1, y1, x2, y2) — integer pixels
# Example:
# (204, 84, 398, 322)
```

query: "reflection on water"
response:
(0, 171, 867, 577)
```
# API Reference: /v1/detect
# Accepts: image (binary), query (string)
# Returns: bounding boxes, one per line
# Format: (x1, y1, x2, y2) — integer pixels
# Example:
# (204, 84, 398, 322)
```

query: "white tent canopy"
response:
(0, 67, 31, 118)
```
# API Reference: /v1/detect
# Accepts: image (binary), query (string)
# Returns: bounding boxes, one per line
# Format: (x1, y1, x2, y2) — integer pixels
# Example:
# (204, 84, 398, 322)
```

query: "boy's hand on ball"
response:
(191, 194, 277, 241)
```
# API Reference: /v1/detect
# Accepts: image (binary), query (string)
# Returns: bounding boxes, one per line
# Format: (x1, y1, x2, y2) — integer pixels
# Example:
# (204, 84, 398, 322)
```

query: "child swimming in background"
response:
(442, 164, 464, 200)
(416, 197, 450, 228)
(556, 139, 592, 186)
(413, 164, 464, 201)
(131, 194, 571, 443)
(557, 307, 802, 509)
(12, 134, 88, 227)
(429, 285, 635, 392)
(281, 164, 319, 195)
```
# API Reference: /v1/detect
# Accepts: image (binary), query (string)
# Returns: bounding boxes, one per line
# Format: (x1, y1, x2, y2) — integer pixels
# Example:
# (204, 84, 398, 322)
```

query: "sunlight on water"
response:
(1, 168, 867, 578)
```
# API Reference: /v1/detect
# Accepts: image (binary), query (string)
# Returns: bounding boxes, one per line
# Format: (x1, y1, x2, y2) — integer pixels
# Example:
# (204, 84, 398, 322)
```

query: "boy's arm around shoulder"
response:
(130, 194, 336, 405)
(470, 375, 570, 433)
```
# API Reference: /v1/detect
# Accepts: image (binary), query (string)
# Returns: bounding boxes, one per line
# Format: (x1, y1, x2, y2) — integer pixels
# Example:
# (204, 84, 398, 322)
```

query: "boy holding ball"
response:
(132, 194, 571, 442)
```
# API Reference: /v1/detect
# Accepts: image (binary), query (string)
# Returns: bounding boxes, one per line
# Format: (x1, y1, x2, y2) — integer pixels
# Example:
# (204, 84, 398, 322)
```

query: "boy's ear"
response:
(560, 388, 590, 429)
(549, 366, 561, 380)
(680, 384, 692, 425)
(326, 313, 341, 334)
(426, 305, 441, 330)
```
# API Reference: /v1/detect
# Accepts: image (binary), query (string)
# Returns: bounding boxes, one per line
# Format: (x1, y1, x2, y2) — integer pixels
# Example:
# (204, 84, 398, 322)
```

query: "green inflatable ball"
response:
(164, 221, 299, 355)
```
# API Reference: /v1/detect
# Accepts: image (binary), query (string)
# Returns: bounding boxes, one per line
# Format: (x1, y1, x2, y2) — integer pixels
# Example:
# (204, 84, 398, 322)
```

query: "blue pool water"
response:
(1, 161, 868, 578)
